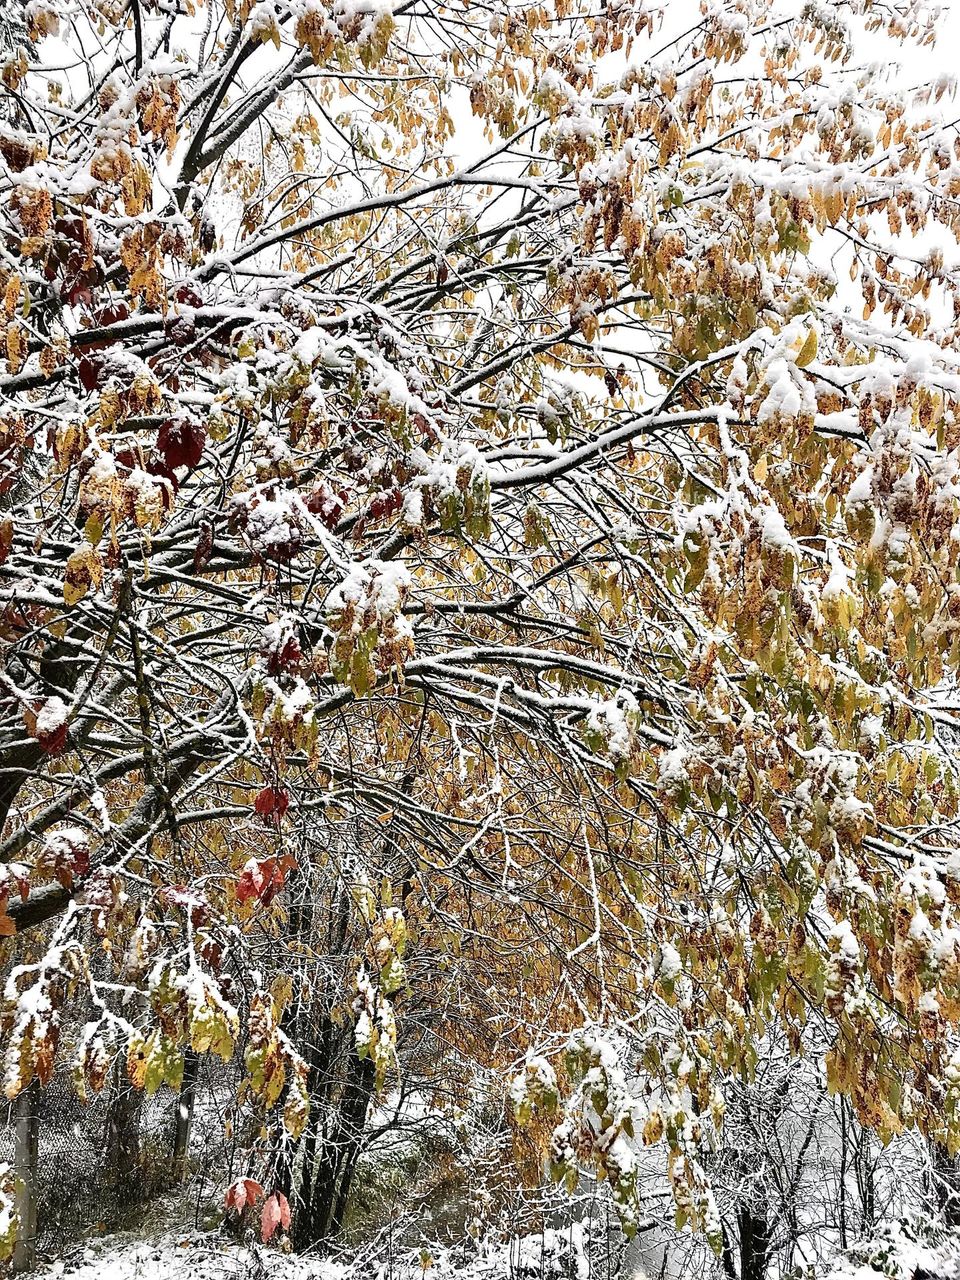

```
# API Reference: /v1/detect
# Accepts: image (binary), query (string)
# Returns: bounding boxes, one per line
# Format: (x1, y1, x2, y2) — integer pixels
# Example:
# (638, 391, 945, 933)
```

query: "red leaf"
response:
(261, 625, 301, 676)
(175, 284, 204, 308)
(78, 356, 102, 392)
(54, 216, 87, 245)
(254, 787, 289, 822)
(236, 854, 296, 907)
(194, 523, 213, 573)
(277, 1192, 291, 1230)
(166, 316, 197, 347)
(94, 302, 129, 328)
(306, 480, 344, 529)
(64, 280, 94, 308)
(261, 1193, 284, 1243)
(235, 858, 261, 905)
(37, 723, 68, 757)
(8, 867, 30, 901)
(43, 828, 89, 887)
(145, 458, 180, 503)
(367, 487, 403, 523)
(225, 1177, 262, 1215)
(157, 418, 206, 470)
(196, 932, 223, 973)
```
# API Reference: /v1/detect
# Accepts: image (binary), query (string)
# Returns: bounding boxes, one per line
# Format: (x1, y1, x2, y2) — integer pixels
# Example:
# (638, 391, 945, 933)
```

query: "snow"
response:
(657, 745, 690, 789)
(830, 919, 860, 965)
(757, 358, 808, 421)
(908, 908, 933, 944)
(245, 498, 300, 557)
(401, 486, 424, 529)
(34, 1235, 343, 1280)
(821, 549, 853, 603)
(88, 452, 117, 483)
(11, 3, 960, 1279)
(328, 560, 412, 633)
(826, 1219, 960, 1280)
(858, 714, 884, 750)
(43, 826, 89, 865)
(757, 504, 797, 553)
(847, 465, 875, 508)
(585, 692, 637, 761)
(35, 696, 68, 737)
(28, 1227, 600, 1280)
(658, 941, 683, 982)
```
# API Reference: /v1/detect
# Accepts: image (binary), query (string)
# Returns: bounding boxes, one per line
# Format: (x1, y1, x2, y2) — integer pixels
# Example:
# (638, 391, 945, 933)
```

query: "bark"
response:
(854, 1125, 876, 1231)
(172, 1049, 199, 1180)
(11, 1080, 39, 1274)
(106, 1065, 144, 1205)
(736, 1202, 771, 1280)
(301, 1050, 377, 1247)
(931, 1141, 960, 1228)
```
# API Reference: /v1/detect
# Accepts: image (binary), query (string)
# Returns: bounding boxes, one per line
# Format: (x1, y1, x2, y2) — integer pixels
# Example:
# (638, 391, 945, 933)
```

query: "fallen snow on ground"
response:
(34, 1223, 591, 1280)
(37, 1234, 344, 1280)
(825, 1219, 960, 1280)
(31, 1216, 960, 1280)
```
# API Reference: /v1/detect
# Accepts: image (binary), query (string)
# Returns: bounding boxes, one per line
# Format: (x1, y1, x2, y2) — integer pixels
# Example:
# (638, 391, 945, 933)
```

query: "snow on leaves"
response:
(511, 1034, 722, 1248)
(186, 972, 240, 1061)
(243, 992, 309, 1138)
(327, 560, 413, 695)
(6, 0, 960, 1257)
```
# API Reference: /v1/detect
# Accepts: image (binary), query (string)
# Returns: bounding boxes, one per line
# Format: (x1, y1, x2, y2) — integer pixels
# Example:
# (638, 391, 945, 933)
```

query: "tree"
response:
(3, 0, 960, 1258)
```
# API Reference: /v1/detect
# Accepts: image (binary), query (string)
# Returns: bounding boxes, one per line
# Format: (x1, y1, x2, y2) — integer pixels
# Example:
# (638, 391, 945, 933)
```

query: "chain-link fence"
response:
(1, 1051, 242, 1262)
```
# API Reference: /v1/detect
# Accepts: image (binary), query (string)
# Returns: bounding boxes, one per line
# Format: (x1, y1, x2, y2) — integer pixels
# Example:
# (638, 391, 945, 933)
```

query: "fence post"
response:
(172, 1049, 199, 1180)
(12, 1079, 39, 1274)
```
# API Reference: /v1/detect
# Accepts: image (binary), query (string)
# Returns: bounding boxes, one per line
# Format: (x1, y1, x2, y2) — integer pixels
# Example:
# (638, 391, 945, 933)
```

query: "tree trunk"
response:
(328, 1056, 376, 1237)
(172, 1049, 199, 1180)
(12, 1080, 39, 1274)
(106, 1064, 143, 1205)
(737, 1202, 770, 1280)
(854, 1125, 875, 1232)
(838, 1098, 848, 1250)
(298, 1051, 376, 1248)
(285, 1009, 334, 1235)
(931, 1141, 960, 1228)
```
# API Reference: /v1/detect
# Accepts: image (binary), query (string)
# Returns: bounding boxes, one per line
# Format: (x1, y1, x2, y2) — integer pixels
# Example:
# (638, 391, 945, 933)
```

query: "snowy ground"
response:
(36, 1233, 347, 1280)
(827, 1219, 960, 1280)
(30, 1221, 602, 1280)
(27, 1217, 960, 1280)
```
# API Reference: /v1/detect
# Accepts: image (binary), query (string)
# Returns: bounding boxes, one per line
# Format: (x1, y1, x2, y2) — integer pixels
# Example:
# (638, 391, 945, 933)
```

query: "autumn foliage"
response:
(2, 0, 960, 1260)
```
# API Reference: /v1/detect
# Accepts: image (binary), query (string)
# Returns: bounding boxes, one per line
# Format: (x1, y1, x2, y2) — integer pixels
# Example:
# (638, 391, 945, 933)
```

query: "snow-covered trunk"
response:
(287, 997, 377, 1251)
(302, 1050, 376, 1246)
(930, 1142, 960, 1229)
(171, 1050, 199, 1181)
(105, 1062, 143, 1204)
(737, 1201, 771, 1280)
(11, 1080, 39, 1274)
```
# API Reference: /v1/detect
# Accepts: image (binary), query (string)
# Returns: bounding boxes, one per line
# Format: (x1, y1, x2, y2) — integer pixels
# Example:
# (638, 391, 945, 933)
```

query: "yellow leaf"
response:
(796, 328, 818, 368)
